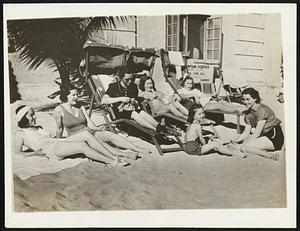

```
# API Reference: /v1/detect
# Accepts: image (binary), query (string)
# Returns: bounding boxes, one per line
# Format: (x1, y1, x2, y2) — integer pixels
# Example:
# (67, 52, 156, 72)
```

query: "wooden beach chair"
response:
(83, 42, 184, 156)
(127, 47, 194, 131)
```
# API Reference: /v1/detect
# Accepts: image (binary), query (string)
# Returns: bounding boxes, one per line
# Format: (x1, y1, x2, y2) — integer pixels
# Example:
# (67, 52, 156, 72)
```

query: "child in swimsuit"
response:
(14, 105, 130, 166)
(184, 104, 246, 158)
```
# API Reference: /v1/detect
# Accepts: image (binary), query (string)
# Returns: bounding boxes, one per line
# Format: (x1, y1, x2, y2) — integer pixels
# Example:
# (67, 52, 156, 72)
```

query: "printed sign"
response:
(186, 59, 217, 83)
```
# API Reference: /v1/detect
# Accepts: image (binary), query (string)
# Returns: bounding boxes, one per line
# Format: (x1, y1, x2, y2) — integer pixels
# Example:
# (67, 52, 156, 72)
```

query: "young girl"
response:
(15, 105, 130, 166)
(184, 104, 246, 158)
(232, 87, 284, 160)
(139, 76, 189, 120)
(54, 86, 151, 156)
(178, 77, 246, 114)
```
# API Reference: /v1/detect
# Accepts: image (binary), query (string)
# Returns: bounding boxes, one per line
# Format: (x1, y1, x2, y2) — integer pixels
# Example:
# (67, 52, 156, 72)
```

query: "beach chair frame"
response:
(160, 37, 244, 134)
(83, 42, 184, 155)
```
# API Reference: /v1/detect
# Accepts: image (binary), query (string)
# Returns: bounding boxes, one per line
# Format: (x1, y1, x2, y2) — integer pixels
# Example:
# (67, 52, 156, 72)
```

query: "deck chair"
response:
(160, 48, 244, 134)
(83, 42, 184, 156)
(127, 47, 193, 131)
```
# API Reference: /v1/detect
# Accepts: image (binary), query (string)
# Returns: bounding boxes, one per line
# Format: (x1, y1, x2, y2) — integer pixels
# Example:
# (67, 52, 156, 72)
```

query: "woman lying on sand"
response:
(184, 104, 246, 158)
(15, 105, 131, 166)
(139, 76, 189, 120)
(177, 76, 247, 113)
(54, 86, 151, 156)
(231, 87, 284, 160)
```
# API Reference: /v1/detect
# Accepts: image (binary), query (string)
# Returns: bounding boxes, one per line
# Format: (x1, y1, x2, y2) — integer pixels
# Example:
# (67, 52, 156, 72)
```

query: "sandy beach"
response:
(8, 51, 287, 212)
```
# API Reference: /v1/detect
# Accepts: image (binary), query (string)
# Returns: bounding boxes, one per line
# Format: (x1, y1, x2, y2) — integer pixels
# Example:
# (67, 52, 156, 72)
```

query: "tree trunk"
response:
(53, 59, 71, 90)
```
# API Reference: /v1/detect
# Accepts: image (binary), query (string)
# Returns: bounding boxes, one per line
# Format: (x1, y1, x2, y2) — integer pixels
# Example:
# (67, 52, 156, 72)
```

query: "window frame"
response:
(204, 16, 222, 63)
(166, 15, 180, 51)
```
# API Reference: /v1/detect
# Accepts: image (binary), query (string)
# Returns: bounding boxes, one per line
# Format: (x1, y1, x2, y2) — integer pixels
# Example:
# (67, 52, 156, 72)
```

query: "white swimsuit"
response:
(22, 128, 62, 160)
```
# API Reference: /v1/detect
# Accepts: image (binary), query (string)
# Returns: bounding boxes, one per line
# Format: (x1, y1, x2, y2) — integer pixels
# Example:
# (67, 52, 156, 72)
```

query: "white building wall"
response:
(137, 16, 166, 48)
(219, 14, 282, 87)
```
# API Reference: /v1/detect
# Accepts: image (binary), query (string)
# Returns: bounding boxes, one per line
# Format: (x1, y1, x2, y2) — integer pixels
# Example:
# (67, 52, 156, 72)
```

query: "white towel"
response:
(13, 154, 88, 180)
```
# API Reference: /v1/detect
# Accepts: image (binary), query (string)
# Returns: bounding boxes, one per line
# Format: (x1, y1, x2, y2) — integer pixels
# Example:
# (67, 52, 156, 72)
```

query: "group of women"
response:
(15, 71, 284, 165)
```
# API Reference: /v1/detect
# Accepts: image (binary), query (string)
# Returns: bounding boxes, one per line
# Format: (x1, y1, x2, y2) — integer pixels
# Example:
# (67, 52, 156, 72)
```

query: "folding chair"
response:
(160, 48, 244, 134)
(83, 42, 184, 156)
(127, 47, 192, 131)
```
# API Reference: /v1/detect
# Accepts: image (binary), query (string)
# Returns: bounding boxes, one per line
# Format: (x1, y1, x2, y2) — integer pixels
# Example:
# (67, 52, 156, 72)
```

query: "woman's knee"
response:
(76, 142, 90, 152)
(95, 130, 111, 141)
(80, 130, 94, 141)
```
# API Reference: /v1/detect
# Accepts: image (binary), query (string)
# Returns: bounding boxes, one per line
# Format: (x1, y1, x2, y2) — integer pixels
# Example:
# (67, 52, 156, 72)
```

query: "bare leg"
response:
(166, 104, 187, 120)
(201, 141, 246, 158)
(53, 141, 115, 164)
(204, 101, 246, 113)
(95, 130, 151, 155)
(131, 111, 157, 131)
(64, 131, 119, 160)
(241, 136, 278, 160)
(139, 110, 159, 127)
(173, 101, 189, 116)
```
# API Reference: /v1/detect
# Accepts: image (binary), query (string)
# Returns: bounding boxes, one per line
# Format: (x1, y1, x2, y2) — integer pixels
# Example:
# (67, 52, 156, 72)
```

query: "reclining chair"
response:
(160, 45, 244, 134)
(82, 41, 184, 156)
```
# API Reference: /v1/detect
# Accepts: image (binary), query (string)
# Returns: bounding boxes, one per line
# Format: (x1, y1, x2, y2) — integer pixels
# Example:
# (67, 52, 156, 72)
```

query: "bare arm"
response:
(15, 131, 47, 158)
(244, 120, 266, 143)
(101, 94, 130, 105)
(232, 124, 251, 143)
(196, 124, 206, 145)
(53, 107, 64, 138)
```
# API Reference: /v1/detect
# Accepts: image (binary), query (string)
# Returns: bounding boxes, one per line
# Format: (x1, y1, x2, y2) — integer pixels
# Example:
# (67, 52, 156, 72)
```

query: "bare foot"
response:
(269, 153, 279, 161)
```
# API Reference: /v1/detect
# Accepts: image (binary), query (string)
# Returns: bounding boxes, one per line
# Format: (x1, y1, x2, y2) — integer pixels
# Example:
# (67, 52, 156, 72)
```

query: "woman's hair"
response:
(181, 76, 195, 88)
(59, 86, 79, 102)
(15, 105, 30, 128)
(241, 87, 261, 103)
(139, 76, 156, 92)
(187, 103, 203, 123)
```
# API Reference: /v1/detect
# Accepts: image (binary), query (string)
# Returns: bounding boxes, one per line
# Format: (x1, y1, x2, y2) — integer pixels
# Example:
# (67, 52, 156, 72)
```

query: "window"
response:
(205, 17, 221, 62)
(166, 15, 180, 51)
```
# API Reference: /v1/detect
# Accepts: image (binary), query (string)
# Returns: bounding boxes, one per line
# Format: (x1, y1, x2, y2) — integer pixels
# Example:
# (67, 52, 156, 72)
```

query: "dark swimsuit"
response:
(59, 105, 95, 136)
(184, 137, 202, 155)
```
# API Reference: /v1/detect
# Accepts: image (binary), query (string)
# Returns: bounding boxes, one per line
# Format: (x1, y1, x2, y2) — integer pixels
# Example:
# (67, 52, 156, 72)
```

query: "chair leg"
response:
(175, 136, 184, 151)
(237, 114, 241, 134)
(88, 94, 95, 118)
(152, 136, 164, 156)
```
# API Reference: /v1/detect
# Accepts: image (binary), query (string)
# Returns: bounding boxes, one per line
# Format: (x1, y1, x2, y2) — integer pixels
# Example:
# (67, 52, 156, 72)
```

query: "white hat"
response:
(16, 105, 32, 123)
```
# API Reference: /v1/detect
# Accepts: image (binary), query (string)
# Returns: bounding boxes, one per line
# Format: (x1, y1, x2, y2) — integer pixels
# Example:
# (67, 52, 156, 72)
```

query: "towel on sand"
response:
(13, 154, 88, 180)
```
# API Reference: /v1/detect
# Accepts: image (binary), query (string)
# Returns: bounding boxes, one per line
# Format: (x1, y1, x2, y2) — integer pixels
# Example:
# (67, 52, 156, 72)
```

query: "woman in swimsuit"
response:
(178, 77, 247, 113)
(139, 76, 188, 120)
(14, 105, 130, 166)
(54, 86, 151, 157)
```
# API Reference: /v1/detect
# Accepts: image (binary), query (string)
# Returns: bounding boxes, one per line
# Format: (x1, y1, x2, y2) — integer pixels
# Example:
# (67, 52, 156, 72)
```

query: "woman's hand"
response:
(173, 94, 181, 102)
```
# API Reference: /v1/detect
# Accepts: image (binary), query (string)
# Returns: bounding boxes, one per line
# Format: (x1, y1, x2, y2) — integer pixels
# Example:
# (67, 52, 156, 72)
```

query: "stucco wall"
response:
(137, 16, 166, 48)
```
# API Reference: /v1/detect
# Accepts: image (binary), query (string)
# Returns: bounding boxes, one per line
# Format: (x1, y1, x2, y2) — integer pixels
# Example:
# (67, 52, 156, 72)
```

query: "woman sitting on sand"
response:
(184, 104, 246, 158)
(54, 86, 151, 157)
(230, 87, 284, 160)
(178, 76, 246, 113)
(139, 76, 189, 120)
(15, 105, 130, 166)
